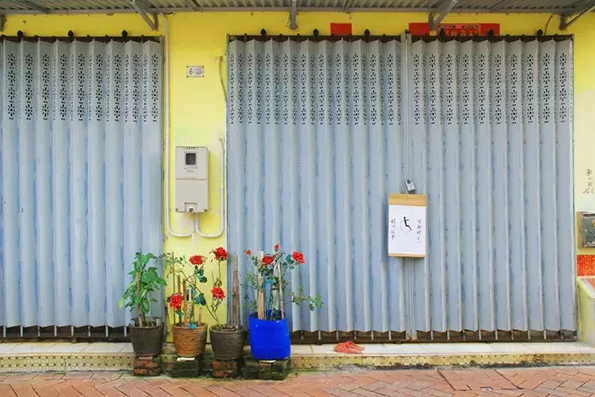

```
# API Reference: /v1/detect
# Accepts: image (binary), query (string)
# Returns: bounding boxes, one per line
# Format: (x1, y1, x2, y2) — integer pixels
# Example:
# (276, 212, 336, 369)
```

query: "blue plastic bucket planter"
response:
(248, 312, 290, 360)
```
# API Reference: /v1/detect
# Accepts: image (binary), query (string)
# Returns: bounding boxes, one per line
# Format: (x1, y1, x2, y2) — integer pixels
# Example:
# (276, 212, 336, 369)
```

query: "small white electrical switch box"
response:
(186, 66, 205, 78)
(406, 179, 416, 194)
(175, 146, 209, 213)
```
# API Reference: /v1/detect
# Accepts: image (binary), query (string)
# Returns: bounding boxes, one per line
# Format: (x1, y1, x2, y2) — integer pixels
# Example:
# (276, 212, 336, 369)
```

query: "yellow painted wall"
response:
(4, 11, 595, 329)
(577, 277, 595, 345)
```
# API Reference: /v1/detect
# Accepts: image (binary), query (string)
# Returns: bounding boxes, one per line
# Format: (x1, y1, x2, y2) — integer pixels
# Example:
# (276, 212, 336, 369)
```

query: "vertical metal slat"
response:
(35, 41, 54, 328)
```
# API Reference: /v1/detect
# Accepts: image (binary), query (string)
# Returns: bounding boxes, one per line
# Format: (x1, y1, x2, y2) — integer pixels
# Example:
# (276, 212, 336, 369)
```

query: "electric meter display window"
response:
(185, 152, 197, 166)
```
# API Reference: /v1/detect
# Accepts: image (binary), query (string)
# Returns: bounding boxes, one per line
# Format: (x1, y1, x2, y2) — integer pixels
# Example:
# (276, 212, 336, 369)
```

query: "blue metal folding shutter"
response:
(0, 39, 163, 335)
(228, 37, 575, 340)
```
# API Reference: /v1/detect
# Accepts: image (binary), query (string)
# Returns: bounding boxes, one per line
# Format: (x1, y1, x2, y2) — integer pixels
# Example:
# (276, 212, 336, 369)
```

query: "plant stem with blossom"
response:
(243, 246, 323, 321)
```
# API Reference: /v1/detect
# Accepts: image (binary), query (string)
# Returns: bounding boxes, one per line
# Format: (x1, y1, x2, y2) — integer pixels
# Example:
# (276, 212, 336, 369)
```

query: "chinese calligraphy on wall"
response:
(390, 218, 397, 242)
(585, 169, 594, 195)
(388, 194, 427, 258)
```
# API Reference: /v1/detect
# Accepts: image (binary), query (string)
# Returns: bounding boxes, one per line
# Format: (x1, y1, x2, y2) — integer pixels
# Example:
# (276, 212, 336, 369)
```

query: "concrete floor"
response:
(0, 341, 593, 356)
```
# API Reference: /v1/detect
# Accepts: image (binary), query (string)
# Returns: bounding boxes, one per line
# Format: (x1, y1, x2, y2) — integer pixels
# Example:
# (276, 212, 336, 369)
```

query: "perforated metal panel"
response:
(0, 39, 163, 336)
(227, 37, 575, 341)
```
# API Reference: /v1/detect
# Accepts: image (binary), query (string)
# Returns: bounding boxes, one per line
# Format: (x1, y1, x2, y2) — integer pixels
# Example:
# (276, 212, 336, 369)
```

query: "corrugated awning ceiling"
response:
(0, 0, 591, 13)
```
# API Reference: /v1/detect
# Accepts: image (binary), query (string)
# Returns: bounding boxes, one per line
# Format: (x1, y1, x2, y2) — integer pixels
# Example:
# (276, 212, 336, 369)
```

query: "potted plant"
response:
(165, 252, 208, 358)
(204, 247, 246, 361)
(119, 252, 167, 356)
(244, 245, 323, 360)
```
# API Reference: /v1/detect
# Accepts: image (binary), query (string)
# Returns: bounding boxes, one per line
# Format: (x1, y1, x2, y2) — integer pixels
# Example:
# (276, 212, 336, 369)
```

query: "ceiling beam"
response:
(566, 0, 594, 13)
(130, 0, 158, 31)
(487, 0, 509, 8)
(288, 0, 297, 30)
(185, 0, 201, 10)
(16, 0, 49, 13)
(560, 0, 595, 30)
(428, 0, 458, 31)
(0, 6, 584, 14)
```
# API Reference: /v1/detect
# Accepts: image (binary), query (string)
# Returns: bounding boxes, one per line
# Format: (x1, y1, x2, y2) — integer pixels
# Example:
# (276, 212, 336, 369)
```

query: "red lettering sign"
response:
(408, 23, 500, 36)
(440, 24, 479, 36)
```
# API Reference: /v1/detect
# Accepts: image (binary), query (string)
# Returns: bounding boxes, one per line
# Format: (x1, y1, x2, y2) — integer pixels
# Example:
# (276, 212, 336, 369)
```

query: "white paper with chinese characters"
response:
(388, 204, 427, 257)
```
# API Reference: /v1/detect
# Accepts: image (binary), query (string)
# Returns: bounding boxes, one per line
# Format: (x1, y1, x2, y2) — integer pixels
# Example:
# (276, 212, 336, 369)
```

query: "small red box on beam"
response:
(409, 22, 431, 36)
(331, 23, 353, 36)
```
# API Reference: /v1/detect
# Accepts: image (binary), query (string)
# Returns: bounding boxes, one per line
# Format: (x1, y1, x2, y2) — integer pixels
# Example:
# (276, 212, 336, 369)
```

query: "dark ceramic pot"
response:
(210, 325, 245, 361)
(130, 319, 164, 357)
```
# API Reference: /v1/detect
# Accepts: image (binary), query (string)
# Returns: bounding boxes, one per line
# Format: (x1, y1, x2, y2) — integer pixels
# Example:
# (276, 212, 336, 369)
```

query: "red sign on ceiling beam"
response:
(330, 23, 353, 36)
(408, 22, 500, 37)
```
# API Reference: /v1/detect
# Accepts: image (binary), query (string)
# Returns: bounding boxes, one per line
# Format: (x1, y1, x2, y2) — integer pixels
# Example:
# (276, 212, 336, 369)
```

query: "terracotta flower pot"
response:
(210, 325, 245, 361)
(172, 323, 208, 358)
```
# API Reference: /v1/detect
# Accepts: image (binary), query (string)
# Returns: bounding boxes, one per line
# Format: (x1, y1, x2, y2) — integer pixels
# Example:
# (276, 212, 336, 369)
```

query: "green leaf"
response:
(196, 293, 206, 306)
(141, 300, 150, 314)
(120, 251, 166, 316)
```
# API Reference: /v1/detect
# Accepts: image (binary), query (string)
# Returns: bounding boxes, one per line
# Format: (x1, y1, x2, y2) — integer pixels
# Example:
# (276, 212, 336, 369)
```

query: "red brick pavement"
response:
(4, 367, 595, 396)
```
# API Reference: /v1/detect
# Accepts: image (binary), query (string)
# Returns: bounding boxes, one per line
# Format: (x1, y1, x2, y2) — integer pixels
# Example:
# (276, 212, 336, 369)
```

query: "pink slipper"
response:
(334, 342, 362, 354)
(345, 341, 365, 351)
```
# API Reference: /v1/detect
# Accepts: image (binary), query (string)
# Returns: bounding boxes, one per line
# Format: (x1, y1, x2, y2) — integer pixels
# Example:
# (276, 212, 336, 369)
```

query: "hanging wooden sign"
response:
(388, 194, 427, 258)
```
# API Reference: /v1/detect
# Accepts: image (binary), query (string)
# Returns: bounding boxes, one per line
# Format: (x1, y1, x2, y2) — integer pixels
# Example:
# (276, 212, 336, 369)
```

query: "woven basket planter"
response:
(210, 325, 245, 361)
(172, 324, 208, 358)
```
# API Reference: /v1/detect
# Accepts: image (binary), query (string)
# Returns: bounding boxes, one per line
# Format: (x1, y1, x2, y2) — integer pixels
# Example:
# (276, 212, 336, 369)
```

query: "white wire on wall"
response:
(194, 137, 226, 238)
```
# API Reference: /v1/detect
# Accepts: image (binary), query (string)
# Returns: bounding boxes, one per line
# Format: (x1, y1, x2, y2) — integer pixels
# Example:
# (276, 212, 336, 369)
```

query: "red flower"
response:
(274, 244, 280, 251)
(213, 247, 228, 261)
(262, 255, 274, 267)
(169, 293, 183, 310)
(189, 255, 203, 266)
(211, 286, 226, 300)
(292, 251, 305, 264)
(245, 249, 252, 256)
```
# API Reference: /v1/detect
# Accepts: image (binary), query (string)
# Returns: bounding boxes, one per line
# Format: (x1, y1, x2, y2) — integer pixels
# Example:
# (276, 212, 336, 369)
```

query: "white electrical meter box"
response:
(175, 146, 209, 213)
